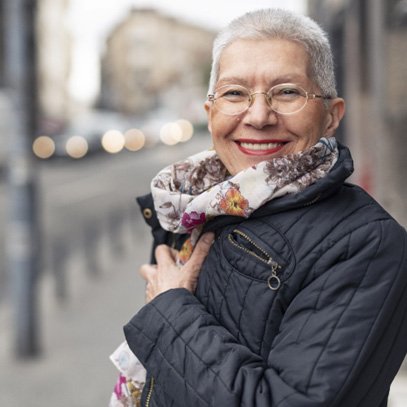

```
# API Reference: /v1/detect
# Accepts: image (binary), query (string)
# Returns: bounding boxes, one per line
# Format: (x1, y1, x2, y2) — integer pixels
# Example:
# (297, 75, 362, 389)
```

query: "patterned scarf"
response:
(151, 137, 338, 264)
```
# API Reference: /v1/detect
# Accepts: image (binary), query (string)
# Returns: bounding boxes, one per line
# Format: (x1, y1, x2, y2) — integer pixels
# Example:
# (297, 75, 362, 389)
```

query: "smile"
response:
(236, 139, 287, 156)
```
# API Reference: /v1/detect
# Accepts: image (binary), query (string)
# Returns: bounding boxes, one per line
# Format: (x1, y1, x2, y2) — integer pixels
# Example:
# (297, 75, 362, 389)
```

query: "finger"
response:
(169, 247, 179, 259)
(139, 263, 157, 280)
(185, 232, 214, 271)
(145, 282, 153, 303)
(155, 244, 177, 268)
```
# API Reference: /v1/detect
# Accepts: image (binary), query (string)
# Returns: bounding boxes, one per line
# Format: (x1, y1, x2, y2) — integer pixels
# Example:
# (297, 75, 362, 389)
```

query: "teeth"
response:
(240, 142, 282, 151)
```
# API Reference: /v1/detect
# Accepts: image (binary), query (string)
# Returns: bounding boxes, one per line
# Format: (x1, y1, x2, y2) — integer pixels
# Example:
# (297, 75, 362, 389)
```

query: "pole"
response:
(4, 0, 41, 357)
(367, 0, 387, 203)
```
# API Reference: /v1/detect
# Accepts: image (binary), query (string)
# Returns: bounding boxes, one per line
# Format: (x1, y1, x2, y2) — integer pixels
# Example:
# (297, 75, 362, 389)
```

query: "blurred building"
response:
(99, 8, 215, 121)
(308, 0, 407, 226)
(0, 3, 9, 168)
(36, 0, 73, 135)
(0, 0, 74, 139)
(0, 3, 5, 89)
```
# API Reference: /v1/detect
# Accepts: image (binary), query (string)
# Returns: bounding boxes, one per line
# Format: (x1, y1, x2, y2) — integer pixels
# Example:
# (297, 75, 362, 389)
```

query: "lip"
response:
(235, 138, 289, 156)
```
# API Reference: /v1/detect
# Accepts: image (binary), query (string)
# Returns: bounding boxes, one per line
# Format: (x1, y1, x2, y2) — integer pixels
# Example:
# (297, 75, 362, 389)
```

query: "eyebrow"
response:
(216, 76, 249, 87)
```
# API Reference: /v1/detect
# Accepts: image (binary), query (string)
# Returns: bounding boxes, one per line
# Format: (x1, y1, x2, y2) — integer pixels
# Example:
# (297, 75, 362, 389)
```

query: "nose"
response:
(243, 92, 278, 129)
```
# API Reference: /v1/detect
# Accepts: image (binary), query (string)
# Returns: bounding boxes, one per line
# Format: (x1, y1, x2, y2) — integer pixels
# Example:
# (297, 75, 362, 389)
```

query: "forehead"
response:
(218, 38, 312, 86)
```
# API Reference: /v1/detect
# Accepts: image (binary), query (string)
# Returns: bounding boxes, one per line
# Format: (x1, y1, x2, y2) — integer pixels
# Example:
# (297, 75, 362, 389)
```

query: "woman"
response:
(114, 8, 407, 407)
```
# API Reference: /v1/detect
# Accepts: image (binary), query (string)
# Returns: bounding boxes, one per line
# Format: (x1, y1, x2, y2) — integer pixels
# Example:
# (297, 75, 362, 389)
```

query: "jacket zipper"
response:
(228, 229, 282, 290)
(145, 377, 154, 407)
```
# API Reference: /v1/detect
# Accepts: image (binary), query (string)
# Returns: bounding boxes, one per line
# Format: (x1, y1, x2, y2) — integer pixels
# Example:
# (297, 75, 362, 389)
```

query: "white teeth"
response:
(240, 142, 282, 151)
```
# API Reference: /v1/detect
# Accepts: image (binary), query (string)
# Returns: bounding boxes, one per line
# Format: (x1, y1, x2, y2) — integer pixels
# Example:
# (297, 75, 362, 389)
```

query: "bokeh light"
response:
(101, 129, 125, 154)
(176, 119, 194, 142)
(124, 128, 145, 151)
(32, 135, 55, 159)
(160, 122, 183, 145)
(66, 135, 89, 159)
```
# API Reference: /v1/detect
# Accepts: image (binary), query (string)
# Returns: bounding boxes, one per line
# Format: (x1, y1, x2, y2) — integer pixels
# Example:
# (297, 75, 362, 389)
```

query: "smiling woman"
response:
(111, 8, 407, 407)
(204, 38, 344, 175)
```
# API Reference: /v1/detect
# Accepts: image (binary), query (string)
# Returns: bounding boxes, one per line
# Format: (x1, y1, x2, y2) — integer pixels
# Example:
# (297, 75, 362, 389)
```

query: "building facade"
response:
(36, 0, 73, 135)
(100, 8, 215, 121)
(308, 0, 407, 227)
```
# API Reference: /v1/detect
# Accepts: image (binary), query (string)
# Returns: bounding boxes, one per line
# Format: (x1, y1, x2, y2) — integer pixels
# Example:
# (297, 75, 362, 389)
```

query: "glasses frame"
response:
(207, 83, 332, 116)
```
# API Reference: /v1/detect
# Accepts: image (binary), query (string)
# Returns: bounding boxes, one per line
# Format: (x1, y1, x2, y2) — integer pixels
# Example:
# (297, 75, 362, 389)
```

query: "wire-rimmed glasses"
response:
(207, 83, 332, 116)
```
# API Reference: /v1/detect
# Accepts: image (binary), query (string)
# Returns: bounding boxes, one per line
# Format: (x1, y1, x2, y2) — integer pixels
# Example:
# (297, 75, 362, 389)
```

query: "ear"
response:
(204, 100, 212, 134)
(324, 98, 345, 136)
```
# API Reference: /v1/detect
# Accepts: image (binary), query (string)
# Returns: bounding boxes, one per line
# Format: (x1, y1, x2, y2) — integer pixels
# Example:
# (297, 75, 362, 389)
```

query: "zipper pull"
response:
(267, 260, 281, 290)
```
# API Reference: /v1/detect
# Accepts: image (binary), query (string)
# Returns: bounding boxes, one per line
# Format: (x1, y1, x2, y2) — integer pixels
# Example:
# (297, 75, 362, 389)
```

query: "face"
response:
(205, 39, 345, 175)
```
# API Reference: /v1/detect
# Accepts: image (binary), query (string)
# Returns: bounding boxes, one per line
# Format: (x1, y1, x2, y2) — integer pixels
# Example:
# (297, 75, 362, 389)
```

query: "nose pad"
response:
(248, 92, 275, 111)
(245, 92, 277, 126)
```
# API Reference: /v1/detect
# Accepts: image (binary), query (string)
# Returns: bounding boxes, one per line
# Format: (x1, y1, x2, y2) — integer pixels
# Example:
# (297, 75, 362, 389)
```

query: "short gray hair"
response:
(208, 8, 337, 98)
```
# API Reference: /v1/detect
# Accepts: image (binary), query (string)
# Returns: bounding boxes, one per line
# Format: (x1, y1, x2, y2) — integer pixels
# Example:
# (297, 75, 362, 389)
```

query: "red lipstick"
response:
(235, 139, 287, 156)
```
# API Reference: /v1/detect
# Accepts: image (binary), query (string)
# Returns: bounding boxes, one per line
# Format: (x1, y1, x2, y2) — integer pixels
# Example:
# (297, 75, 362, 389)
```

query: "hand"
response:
(139, 232, 214, 302)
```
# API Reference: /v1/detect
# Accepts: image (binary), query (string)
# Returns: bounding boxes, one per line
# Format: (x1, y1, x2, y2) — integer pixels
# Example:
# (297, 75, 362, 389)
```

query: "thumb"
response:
(139, 263, 157, 280)
(184, 232, 214, 272)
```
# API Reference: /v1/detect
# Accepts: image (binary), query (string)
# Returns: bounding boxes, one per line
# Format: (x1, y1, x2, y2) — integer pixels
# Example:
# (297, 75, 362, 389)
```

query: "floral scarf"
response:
(109, 137, 339, 406)
(151, 137, 338, 263)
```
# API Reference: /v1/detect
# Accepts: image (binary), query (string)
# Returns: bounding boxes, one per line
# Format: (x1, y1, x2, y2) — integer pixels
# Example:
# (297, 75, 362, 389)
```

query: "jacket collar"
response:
(202, 142, 354, 233)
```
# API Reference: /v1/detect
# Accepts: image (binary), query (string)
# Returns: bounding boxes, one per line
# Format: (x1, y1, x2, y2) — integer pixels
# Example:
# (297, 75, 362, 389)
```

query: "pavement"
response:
(0, 211, 147, 407)
(0, 190, 406, 406)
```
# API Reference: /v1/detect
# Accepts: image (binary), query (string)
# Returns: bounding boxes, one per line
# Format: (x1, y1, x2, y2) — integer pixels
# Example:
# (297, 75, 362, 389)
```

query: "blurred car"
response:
(33, 108, 197, 160)
(38, 110, 135, 160)
(139, 108, 195, 147)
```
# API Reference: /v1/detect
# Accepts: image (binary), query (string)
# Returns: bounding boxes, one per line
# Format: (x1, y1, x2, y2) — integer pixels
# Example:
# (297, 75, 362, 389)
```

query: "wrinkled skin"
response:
(139, 233, 214, 302)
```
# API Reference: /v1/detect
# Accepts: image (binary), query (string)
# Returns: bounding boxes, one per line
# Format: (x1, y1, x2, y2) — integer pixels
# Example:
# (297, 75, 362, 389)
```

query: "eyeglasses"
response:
(207, 83, 332, 116)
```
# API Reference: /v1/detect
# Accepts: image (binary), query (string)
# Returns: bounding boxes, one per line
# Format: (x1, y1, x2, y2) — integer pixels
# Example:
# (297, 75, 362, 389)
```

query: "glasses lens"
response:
(214, 85, 250, 115)
(268, 84, 308, 114)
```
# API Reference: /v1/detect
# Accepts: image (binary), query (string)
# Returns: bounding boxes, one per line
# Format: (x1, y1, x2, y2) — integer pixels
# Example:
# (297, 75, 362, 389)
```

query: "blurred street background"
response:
(0, 0, 406, 406)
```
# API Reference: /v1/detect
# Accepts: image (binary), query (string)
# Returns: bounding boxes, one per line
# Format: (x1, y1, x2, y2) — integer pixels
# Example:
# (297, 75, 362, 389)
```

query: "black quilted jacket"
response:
(124, 144, 407, 407)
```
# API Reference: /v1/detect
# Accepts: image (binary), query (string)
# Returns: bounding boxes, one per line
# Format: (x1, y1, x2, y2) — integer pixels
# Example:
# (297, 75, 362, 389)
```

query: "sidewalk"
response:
(0, 217, 406, 406)
(390, 373, 407, 407)
(0, 220, 147, 407)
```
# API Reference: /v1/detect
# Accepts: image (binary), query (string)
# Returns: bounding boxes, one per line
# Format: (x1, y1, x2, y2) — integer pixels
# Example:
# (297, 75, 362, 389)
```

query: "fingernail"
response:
(202, 232, 215, 243)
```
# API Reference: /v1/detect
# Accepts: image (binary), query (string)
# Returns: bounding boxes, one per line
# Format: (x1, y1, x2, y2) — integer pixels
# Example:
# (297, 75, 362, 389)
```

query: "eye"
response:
(271, 84, 304, 100)
(283, 88, 298, 94)
(216, 86, 248, 101)
(278, 87, 300, 96)
(223, 89, 244, 97)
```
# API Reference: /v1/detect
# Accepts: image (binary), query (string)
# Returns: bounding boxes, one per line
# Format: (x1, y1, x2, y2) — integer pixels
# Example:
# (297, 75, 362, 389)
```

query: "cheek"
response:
(210, 113, 240, 140)
(289, 114, 327, 141)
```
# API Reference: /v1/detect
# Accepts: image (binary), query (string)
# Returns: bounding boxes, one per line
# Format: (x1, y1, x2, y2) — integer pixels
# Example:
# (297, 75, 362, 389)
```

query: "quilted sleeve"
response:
(124, 219, 407, 407)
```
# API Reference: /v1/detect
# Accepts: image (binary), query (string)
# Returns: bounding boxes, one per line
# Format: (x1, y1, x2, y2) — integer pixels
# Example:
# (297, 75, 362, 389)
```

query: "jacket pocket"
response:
(228, 229, 283, 290)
